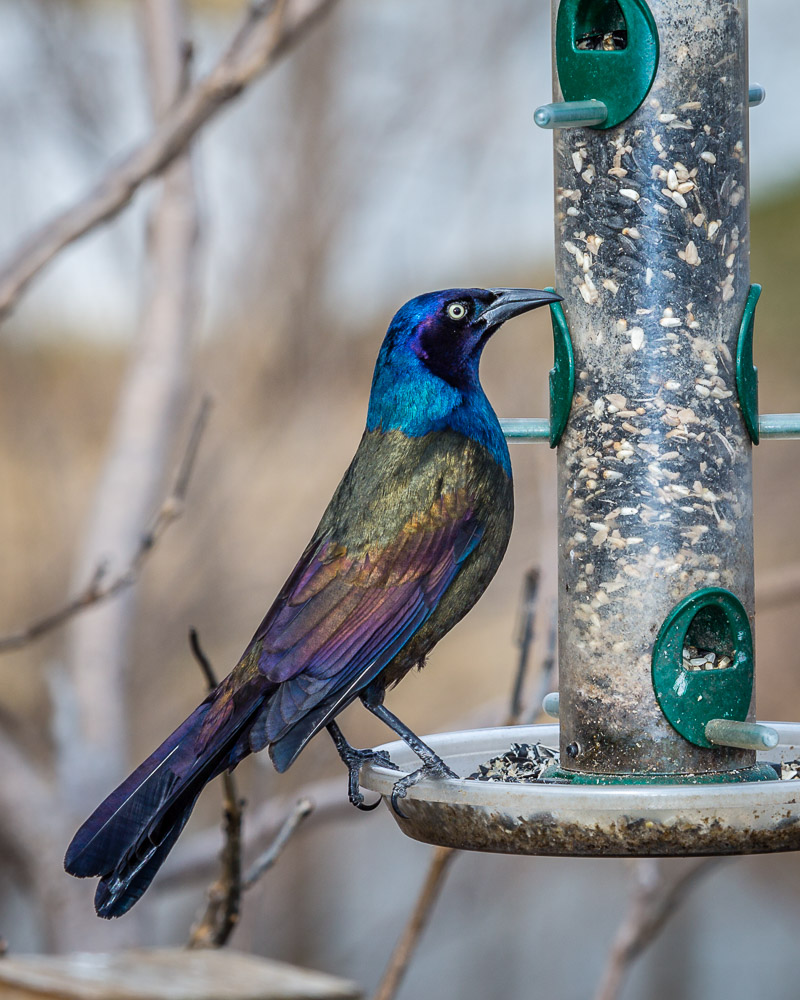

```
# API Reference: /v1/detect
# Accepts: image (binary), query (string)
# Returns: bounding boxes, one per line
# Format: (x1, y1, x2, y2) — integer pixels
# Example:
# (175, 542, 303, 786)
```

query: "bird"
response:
(64, 285, 560, 918)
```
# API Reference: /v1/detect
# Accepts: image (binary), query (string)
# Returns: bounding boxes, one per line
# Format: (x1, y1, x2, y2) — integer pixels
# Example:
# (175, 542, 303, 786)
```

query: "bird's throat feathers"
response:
(366, 327, 511, 476)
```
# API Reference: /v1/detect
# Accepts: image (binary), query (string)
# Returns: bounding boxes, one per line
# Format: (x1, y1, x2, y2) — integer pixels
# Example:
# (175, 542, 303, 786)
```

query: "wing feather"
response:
(240, 489, 481, 751)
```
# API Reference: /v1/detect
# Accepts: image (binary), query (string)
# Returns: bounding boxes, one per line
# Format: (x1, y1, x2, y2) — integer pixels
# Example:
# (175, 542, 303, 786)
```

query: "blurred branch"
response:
(242, 796, 313, 889)
(372, 568, 546, 1000)
(188, 771, 244, 949)
(0, 0, 338, 322)
(508, 568, 540, 724)
(594, 858, 721, 1000)
(372, 846, 456, 1000)
(187, 628, 245, 949)
(57, 0, 204, 826)
(0, 730, 77, 952)
(184, 632, 313, 946)
(0, 730, 56, 884)
(524, 603, 557, 725)
(157, 774, 350, 890)
(188, 789, 313, 949)
(188, 624, 218, 690)
(0, 396, 211, 654)
(0, 396, 210, 654)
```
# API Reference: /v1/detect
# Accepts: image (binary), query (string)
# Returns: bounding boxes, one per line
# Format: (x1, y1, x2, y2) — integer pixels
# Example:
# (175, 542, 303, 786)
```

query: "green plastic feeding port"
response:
(546, 291, 575, 448)
(553, 0, 659, 130)
(652, 588, 754, 749)
(736, 283, 762, 444)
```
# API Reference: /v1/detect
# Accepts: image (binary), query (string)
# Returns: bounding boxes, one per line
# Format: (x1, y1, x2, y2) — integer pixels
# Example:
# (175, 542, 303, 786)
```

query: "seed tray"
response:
(359, 722, 800, 857)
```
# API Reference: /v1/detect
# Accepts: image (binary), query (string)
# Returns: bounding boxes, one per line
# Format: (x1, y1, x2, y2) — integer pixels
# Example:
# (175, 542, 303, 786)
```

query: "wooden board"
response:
(0, 948, 361, 1000)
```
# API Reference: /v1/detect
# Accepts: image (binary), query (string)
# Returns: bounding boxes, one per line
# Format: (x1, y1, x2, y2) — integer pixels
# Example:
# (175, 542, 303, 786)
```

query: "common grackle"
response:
(65, 286, 560, 917)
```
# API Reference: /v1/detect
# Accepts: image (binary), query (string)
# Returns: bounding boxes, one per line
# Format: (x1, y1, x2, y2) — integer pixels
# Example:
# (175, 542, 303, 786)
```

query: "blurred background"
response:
(1, 1, 800, 997)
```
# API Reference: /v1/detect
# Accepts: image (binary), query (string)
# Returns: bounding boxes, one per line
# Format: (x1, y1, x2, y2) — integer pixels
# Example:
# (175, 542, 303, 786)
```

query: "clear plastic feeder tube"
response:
(552, 0, 755, 776)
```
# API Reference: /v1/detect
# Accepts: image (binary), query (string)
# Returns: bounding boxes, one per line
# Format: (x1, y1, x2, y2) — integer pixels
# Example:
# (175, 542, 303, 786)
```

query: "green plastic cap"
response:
(555, 0, 659, 130)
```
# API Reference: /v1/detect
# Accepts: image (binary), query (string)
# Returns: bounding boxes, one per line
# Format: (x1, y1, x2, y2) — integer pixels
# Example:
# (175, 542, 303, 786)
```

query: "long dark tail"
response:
(65, 690, 265, 918)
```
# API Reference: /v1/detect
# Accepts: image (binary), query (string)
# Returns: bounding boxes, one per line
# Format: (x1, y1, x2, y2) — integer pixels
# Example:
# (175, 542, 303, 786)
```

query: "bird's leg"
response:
(360, 694, 459, 817)
(326, 721, 399, 812)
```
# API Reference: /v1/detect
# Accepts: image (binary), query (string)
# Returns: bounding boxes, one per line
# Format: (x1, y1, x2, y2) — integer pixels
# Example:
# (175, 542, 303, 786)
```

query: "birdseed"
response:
(468, 743, 559, 783)
(780, 759, 800, 780)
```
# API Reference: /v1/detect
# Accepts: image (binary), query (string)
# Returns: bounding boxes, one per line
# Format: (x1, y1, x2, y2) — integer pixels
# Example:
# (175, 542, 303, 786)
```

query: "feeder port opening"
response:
(574, 0, 629, 51)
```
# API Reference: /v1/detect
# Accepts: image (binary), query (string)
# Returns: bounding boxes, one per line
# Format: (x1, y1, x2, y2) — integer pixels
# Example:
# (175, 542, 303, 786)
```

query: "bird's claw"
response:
(351, 791, 382, 812)
(344, 747, 400, 811)
(390, 759, 459, 819)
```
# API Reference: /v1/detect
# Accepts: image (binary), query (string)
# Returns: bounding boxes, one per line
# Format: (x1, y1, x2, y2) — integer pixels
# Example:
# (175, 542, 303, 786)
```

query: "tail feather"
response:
(93, 782, 203, 917)
(65, 693, 263, 918)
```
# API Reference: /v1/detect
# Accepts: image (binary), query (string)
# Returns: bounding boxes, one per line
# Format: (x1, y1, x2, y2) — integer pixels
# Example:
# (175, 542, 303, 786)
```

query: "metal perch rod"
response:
(502, 415, 800, 442)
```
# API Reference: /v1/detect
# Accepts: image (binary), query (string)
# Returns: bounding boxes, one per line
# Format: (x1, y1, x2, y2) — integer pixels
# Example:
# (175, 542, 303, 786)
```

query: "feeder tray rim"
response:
(360, 721, 800, 804)
(359, 723, 800, 858)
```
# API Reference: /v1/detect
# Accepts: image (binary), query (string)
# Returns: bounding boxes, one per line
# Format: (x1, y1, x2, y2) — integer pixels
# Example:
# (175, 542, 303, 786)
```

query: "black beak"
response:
(481, 287, 562, 329)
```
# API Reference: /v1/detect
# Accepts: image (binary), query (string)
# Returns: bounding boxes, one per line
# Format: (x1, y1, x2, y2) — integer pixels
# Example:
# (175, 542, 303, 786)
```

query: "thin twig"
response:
(0, 395, 212, 654)
(0, 0, 339, 321)
(243, 797, 314, 889)
(189, 626, 217, 690)
(188, 794, 314, 949)
(372, 847, 456, 1000)
(594, 857, 722, 1000)
(186, 629, 313, 947)
(55, 0, 204, 809)
(158, 774, 351, 890)
(189, 624, 221, 691)
(372, 568, 547, 1000)
(525, 602, 557, 725)
(508, 568, 540, 725)
(188, 772, 244, 949)
(187, 627, 244, 948)
(170, 394, 213, 511)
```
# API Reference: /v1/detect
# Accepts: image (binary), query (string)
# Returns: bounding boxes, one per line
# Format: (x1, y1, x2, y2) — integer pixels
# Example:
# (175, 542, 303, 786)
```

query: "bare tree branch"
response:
(594, 858, 722, 1000)
(0, 396, 211, 654)
(242, 797, 314, 889)
(508, 568, 540, 724)
(188, 772, 245, 949)
(372, 847, 456, 1000)
(176, 626, 318, 929)
(55, 1, 204, 829)
(188, 787, 312, 949)
(188, 624, 219, 691)
(187, 627, 245, 949)
(370, 569, 549, 1000)
(0, 730, 56, 885)
(0, 0, 338, 322)
(157, 774, 351, 890)
(524, 602, 557, 725)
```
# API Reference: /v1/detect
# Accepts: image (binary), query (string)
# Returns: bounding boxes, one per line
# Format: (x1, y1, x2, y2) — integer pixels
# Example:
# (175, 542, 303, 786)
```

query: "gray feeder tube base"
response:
(552, 0, 755, 776)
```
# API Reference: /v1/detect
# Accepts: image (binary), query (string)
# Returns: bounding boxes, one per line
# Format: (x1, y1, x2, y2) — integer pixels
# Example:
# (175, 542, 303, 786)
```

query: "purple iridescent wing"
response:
(244, 490, 484, 754)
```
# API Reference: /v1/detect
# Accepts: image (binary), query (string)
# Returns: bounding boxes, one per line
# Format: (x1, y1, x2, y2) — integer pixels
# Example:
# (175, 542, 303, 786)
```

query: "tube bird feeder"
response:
(361, 0, 800, 856)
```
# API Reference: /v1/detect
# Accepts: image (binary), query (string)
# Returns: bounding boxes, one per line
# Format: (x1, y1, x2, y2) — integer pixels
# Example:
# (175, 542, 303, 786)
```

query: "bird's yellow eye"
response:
(447, 302, 468, 321)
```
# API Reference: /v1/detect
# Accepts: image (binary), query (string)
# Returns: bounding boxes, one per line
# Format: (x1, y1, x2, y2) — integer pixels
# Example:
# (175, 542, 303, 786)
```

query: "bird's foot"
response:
(390, 758, 459, 819)
(327, 721, 400, 811)
(343, 746, 400, 811)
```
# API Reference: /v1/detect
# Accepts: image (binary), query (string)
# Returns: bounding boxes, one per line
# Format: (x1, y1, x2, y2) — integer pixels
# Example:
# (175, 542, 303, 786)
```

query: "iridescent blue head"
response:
(366, 287, 560, 473)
